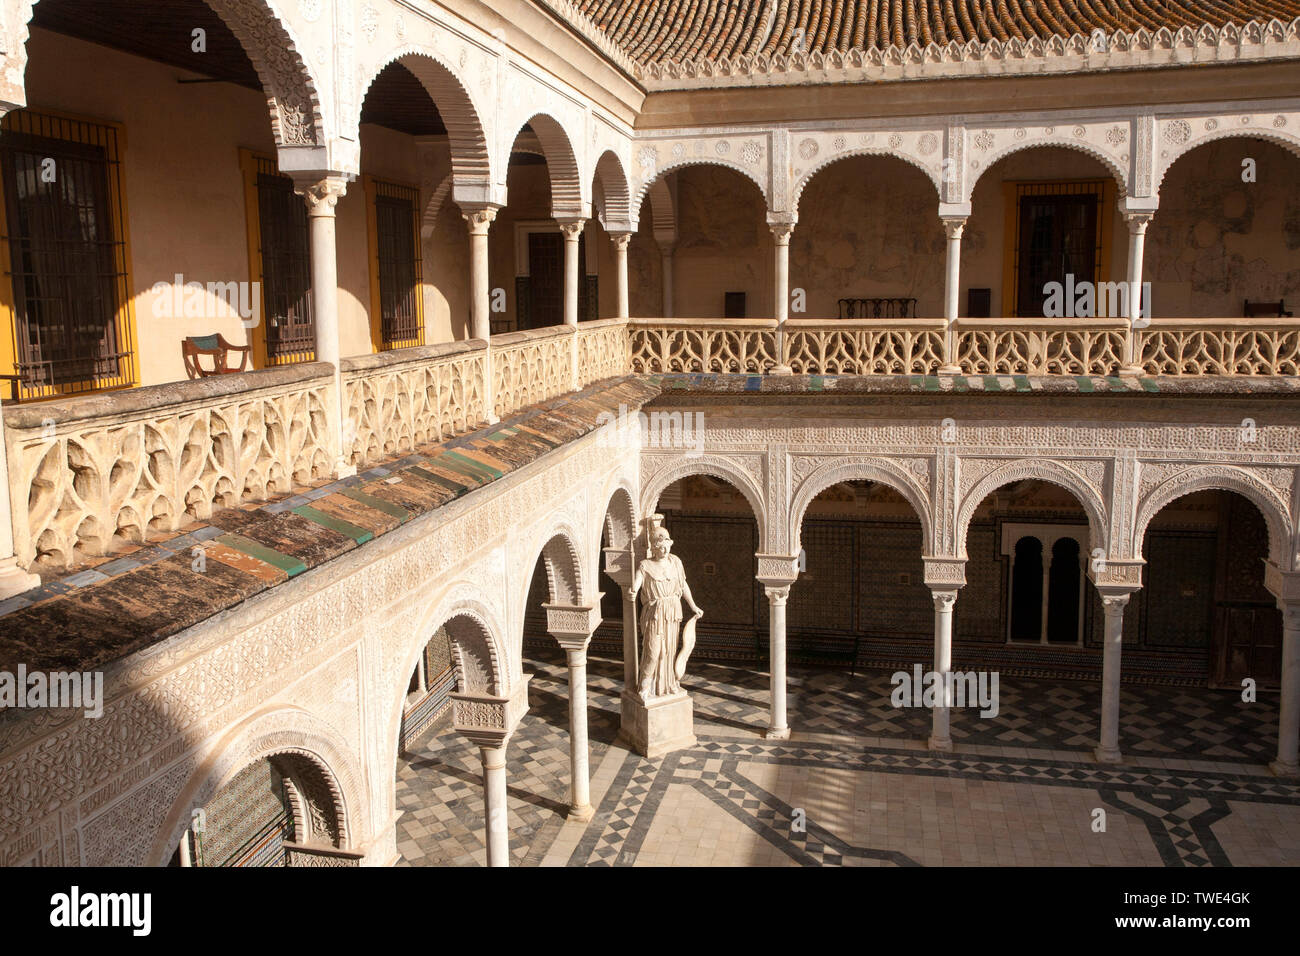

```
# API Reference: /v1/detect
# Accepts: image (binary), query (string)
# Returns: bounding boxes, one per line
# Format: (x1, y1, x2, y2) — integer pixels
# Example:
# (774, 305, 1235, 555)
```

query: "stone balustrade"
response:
(7, 315, 1300, 574)
(4, 363, 335, 570)
(629, 317, 1300, 378)
(342, 340, 489, 472)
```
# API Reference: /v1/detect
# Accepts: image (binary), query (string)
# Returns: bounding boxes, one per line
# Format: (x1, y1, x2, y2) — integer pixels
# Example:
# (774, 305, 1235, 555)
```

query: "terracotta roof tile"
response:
(571, 0, 1300, 62)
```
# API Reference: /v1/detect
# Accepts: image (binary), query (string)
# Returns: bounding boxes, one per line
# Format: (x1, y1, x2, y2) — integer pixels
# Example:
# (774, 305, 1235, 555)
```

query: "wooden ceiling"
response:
(31, 0, 447, 136)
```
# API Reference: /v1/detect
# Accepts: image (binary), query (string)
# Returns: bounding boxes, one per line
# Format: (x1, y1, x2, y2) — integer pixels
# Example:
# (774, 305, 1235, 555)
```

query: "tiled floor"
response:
(394, 646, 1300, 867)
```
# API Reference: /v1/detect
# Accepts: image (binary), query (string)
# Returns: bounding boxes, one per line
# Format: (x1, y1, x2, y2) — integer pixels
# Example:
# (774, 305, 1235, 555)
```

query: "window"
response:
(366, 178, 423, 349)
(1004, 180, 1113, 318)
(510, 222, 597, 332)
(0, 110, 136, 399)
(240, 150, 313, 366)
(1002, 524, 1088, 645)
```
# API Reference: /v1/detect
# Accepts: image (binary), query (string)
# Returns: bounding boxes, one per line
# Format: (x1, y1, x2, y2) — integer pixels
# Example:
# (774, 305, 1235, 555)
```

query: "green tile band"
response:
(338, 487, 411, 523)
(407, 465, 473, 494)
(213, 532, 307, 577)
(292, 505, 374, 545)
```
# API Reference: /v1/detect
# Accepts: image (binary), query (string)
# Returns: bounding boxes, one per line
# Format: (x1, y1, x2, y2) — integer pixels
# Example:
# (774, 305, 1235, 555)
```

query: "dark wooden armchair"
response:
(1244, 299, 1293, 318)
(182, 334, 252, 379)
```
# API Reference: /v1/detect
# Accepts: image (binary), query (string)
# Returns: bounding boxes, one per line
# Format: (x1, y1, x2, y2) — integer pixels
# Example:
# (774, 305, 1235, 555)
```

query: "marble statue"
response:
(628, 516, 702, 699)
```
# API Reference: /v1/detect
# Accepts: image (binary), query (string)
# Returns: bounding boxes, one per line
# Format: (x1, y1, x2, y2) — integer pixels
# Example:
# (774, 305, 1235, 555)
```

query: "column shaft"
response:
(301, 178, 352, 478)
(929, 590, 956, 750)
(770, 223, 794, 373)
(612, 233, 631, 319)
(1096, 593, 1129, 762)
(765, 586, 791, 739)
(940, 218, 964, 373)
(565, 646, 593, 819)
(1274, 606, 1300, 775)
(1121, 212, 1153, 373)
(481, 743, 510, 866)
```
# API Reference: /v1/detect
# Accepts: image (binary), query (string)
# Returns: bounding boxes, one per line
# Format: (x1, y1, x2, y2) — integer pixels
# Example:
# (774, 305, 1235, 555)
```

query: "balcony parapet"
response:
(5, 363, 336, 570)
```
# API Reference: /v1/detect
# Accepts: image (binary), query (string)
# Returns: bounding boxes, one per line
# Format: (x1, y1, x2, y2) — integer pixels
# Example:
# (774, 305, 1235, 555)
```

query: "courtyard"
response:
(395, 646, 1300, 867)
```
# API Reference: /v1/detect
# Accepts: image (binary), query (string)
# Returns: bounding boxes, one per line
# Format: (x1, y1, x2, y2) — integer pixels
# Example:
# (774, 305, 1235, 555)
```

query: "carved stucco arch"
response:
(956, 459, 1109, 560)
(1153, 126, 1300, 195)
(13, 0, 327, 147)
(633, 157, 769, 222)
(641, 455, 768, 548)
(600, 481, 639, 552)
(357, 49, 492, 202)
(518, 520, 586, 615)
(1133, 464, 1292, 568)
(966, 139, 1129, 203)
(593, 148, 633, 229)
(789, 458, 935, 555)
(150, 706, 361, 866)
(791, 148, 942, 218)
(506, 112, 585, 218)
(412, 591, 510, 697)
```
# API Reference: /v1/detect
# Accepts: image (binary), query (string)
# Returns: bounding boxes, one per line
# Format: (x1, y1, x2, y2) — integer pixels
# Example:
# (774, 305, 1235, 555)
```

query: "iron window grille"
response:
(373, 180, 423, 348)
(255, 156, 314, 365)
(0, 109, 135, 398)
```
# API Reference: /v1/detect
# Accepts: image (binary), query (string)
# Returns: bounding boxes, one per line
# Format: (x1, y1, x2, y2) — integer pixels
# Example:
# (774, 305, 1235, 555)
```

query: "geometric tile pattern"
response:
(397, 647, 1300, 866)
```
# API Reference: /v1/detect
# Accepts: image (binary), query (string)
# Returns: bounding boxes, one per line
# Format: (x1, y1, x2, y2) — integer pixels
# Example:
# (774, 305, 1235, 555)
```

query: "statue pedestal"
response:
(619, 690, 696, 759)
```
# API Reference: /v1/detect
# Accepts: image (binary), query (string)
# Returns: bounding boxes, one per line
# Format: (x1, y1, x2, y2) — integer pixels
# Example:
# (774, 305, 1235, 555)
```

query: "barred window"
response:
(254, 156, 313, 365)
(1007, 180, 1110, 319)
(372, 180, 422, 348)
(0, 110, 135, 398)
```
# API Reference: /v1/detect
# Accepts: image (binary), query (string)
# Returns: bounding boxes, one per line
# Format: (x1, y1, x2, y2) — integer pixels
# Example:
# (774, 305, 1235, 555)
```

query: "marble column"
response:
(939, 216, 966, 374)
(1095, 589, 1134, 763)
(559, 218, 585, 390)
(0, 402, 39, 599)
(923, 557, 966, 751)
(1265, 567, 1300, 777)
(1275, 604, 1300, 777)
(296, 175, 354, 479)
(769, 222, 794, 374)
(461, 204, 500, 422)
(451, 677, 530, 867)
(1120, 209, 1154, 375)
(929, 589, 957, 750)
(757, 553, 800, 739)
(610, 232, 632, 319)
(545, 602, 602, 821)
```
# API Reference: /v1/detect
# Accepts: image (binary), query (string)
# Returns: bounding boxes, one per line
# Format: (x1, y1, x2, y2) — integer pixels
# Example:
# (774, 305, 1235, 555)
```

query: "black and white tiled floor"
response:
(393, 647, 1300, 867)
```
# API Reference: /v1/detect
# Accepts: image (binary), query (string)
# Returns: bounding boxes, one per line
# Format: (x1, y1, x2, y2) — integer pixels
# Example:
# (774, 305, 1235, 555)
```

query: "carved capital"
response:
(1123, 211, 1154, 235)
(557, 218, 586, 240)
(931, 589, 958, 612)
(461, 204, 500, 235)
(610, 231, 633, 252)
(768, 222, 795, 245)
(941, 216, 967, 240)
(294, 175, 349, 217)
(1264, 563, 1300, 605)
(763, 584, 791, 605)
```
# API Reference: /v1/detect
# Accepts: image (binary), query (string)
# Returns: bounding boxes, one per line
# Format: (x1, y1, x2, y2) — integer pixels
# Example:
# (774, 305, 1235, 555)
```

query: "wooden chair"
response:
(182, 334, 252, 379)
(1244, 299, 1293, 318)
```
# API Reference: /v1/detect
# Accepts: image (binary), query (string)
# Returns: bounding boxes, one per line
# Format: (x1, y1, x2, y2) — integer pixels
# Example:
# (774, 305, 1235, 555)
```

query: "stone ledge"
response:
(5, 362, 333, 429)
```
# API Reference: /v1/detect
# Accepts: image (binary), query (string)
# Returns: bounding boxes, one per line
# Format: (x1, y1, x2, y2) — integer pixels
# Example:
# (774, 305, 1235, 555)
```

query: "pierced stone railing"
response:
(342, 341, 488, 471)
(953, 318, 1129, 376)
(786, 318, 946, 374)
(629, 318, 779, 373)
(491, 326, 575, 421)
(5, 364, 335, 570)
(577, 317, 634, 387)
(1138, 318, 1300, 376)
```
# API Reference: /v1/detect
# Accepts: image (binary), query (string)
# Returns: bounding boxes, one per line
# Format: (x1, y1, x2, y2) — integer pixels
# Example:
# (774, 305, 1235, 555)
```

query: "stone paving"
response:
(394, 646, 1300, 867)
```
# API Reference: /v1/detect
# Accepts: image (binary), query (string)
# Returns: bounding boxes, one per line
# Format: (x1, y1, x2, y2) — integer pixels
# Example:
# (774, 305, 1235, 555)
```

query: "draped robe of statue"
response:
(636, 552, 690, 698)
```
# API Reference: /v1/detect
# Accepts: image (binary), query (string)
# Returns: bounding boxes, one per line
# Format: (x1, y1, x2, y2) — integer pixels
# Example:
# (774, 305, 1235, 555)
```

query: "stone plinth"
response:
(619, 690, 696, 759)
